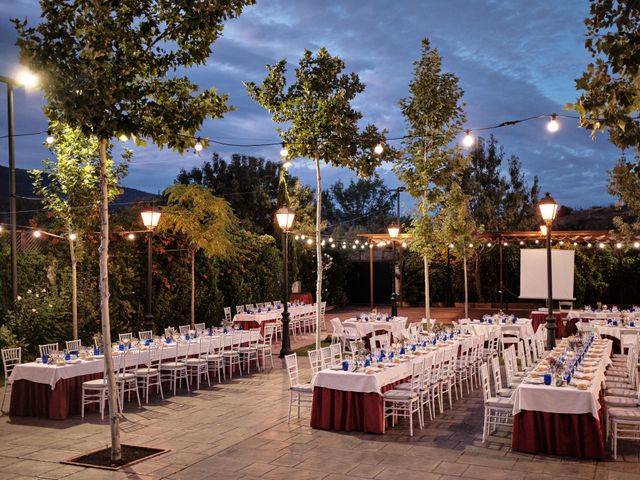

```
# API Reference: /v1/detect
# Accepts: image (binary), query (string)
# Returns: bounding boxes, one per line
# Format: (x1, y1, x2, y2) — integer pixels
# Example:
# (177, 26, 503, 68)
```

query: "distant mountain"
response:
(0, 165, 156, 222)
(555, 204, 634, 231)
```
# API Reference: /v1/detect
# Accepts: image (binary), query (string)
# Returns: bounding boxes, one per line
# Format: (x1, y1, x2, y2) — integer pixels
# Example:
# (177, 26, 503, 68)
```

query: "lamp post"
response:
(141, 207, 161, 332)
(276, 206, 295, 358)
(387, 186, 404, 317)
(1, 69, 38, 303)
(538, 192, 558, 349)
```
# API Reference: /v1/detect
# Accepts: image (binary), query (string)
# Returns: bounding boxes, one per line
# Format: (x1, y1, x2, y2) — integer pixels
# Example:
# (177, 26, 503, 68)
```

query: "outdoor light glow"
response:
(280, 144, 289, 158)
(301, 235, 306, 240)
(547, 114, 560, 133)
(15, 68, 38, 88)
(462, 130, 474, 148)
(33, 230, 42, 238)
(127, 233, 136, 241)
(141, 209, 162, 230)
(328, 237, 333, 243)
(573, 242, 578, 246)
(535, 239, 539, 244)
(387, 223, 400, 238)
(616, 242, 622, 249)
(282, 160, 292, 169)
(599, 242, 605, 249)
(538, 192, 558, 224)
(540, 225, 548, 236)
(68, 233, 77, 241)
(587, 243, 592, 248)
(306, 238, 313, 245)
(448, 243, 454, 248)
(294, 235, 299, 240)
(118, 134, 128, 142)
(487, 242, 492, 247)
(331, 243, 336, 248)
(520, 241, 524, 245)
(468, 243, 473, 248)
(45, 132, 55, 145)
(503, 242, 508, 246)
(275, 207, 295, 231)
(635, 242, 640, 249)
(194, 140, 203, 152)
(374, 143, 384, 155)
(559, 241, 564, 246)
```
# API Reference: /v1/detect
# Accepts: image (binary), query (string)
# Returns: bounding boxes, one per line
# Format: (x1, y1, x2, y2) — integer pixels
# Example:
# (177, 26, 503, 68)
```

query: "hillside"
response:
(554, 204, 633, 231)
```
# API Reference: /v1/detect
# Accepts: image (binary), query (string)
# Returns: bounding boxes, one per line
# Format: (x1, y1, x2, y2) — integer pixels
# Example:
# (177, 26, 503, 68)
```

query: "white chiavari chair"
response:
(223, 307, 232, 323)
(134, 343, 163, 403)
(308, 349, 323, 381)
(160, 340, 190, 395)
(222, 330, 242, 379)
(115, 348, 141, 410)
(138, 330, 153, 342)
(65, 339, 82, 353)
(39, 343, 58, 358)
(238, 329, 260, 373)
(257, 325, 275, 370)
(118, 333, 133, 344)
(383, 357, 424, 436)
(285, 353, 312, 423)
(480, 362, 513, 444)
(186, 338, 210, 389)
(205, 335, 226, 383)
(1, 347, 21, 412)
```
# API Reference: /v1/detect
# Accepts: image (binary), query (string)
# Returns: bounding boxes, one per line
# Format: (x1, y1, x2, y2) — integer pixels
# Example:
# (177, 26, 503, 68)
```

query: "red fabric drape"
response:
(530, 312, 565, 338)
(512, 409, 606, 459)
(10, 373, 101, 420)
(311, 380, 405, 434)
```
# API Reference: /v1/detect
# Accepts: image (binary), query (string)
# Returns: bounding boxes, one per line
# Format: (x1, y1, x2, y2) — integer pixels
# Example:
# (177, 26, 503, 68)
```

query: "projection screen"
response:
(519, 249, 575, 300)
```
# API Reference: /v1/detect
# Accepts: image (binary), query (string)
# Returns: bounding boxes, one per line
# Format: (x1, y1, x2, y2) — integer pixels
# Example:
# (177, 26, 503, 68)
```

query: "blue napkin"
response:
(399, 347, 405, 355)
(341, 360, 349, 371)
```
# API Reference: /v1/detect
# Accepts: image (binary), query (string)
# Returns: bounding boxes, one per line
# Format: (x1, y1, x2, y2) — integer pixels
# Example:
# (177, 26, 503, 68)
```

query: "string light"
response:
(547, 114, 560, 133)
(369, 244, 373, 249)
(282, 160, 292, 169)
(616, 242, 622, 249)
(118, 134, 128, 142)
(321, 240, 325, 246)
(401, 242, 407, 248)
(573, 242, 578, 246)
(0, 225, 3, 233)
(301, 235, 306, 240)
(342, 244, 347, 249)
(294, 235, 300, 240)
(599, 242, 605, 249)
(519, 241, 524, 245)
(487, 242, 492, 247)
(331, 243, 336, 248)
(355, 239, 360, 244)
(462, 130, 474, 148)
(587, 243, 592, 248)
(280, 143, 288, 158)
(45, 131, 55, 145)
(351, 244, 356, 249)
(448, 243, 454, 248)
(559, 241, 564, 246)
(374, 143, 384, 155)
(33, 230, 42, 238)
(306, 238, 313, 245)
(468, 243, 473, 248)
(68, 233, 77, 241)
(194, 139, 203, 152)
(127, 233, 136, 241)
(535, 239, 539, 244)
(635, 242, 640, 249)
(503, 242, 508, 246)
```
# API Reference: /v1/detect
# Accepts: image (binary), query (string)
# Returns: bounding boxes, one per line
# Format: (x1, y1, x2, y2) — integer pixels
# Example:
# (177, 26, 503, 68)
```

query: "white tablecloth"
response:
(342, 316, 407, 338)
(566, 310, 640, 320)
(593, 325, 640, 340)
(468, 319, 534, 341)
(233, 304, 315, 325)
(512, 339, 612, 419)
(313, 336, 472, 394)
(9, 331, 260, 389)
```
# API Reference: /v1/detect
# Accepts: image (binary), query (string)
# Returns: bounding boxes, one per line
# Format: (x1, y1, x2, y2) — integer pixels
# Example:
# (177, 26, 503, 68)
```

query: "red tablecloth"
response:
(10, 372, 101, 420)
(310, 380, 405, 434)
(530, 312, 565, 338)
(235, 319, 277, 335)
(290, 293, 313, 305)
(512, 408, 606, 459)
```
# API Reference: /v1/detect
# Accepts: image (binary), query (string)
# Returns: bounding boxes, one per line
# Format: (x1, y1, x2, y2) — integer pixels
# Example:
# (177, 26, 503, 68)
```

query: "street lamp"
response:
(1, 68, 39, 303)
(141, 207, 161, 332)
(538, 192, 558, 349)
(275, 206, 295, 358)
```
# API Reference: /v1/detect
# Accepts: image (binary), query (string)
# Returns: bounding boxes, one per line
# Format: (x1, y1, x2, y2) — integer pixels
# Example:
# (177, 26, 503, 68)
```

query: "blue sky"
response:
(0, 0, 624, 213)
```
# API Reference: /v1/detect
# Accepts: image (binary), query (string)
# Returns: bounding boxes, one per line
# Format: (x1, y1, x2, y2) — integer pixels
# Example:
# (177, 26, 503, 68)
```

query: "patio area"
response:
(1, 341, 638, 480)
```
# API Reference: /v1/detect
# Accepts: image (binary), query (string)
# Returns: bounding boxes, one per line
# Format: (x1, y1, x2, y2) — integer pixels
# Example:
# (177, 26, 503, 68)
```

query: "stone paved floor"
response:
(1, 337, 639, 479)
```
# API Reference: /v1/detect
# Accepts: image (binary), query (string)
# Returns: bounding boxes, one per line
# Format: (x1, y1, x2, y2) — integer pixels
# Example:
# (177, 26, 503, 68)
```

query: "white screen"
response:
(519, 249, 575, 300)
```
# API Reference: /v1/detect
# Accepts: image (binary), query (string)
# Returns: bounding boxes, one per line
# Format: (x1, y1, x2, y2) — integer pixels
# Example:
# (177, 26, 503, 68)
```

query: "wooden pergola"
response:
(355, 229, 638, 310)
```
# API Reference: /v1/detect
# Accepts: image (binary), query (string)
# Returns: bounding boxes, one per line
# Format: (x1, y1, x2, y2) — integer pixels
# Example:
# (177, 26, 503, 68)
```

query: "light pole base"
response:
(545, 315, 556, 350)
(390, 293, 398, 317)
(144, 314, 155, 334)
(279, 312, 292, 358)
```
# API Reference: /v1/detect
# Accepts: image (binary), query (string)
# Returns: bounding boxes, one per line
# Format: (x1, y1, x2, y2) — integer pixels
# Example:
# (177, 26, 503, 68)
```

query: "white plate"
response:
(524, 377, 544, 384)
(329, 365, 343, 371)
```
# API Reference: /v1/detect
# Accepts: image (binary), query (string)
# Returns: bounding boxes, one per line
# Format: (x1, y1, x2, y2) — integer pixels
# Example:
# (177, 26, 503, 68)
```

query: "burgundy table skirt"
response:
(10, 372, 101, 420)
(290, 293, 313, 305)
(530, 312, 565, 338)
(311, 380, 405, 434)
(235, 319, 276, 335)
(512, 408, 606, 459)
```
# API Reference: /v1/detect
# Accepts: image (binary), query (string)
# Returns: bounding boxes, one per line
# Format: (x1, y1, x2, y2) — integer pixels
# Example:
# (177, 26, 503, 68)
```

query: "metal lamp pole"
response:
(140, 208, 161, 332)
(276, 207, 295, 358)
(538, 193, 558, 349)
(1, 70, 38, 304)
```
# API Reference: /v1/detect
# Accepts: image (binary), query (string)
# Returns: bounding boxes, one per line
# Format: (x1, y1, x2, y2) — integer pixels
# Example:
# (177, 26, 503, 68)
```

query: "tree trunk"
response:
(190, 247, 195, 329)
(69, 235, 78, 340)
(315, 153, 322, 349)
(98, 139, 121, 462)
(474, 250, 482, 302)
(423, 255, 431, 325)
(463, 253, 469, 319)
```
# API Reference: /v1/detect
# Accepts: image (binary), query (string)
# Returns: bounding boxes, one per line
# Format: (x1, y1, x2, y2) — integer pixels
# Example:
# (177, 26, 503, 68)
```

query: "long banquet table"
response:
(9, 332, 260, 420)
(310, 336, 469, 433)
(511, 338, 612, 459)
(467, 318, 534, 341)
(232, 304, 316, 333)
(342, 316, 408, 339)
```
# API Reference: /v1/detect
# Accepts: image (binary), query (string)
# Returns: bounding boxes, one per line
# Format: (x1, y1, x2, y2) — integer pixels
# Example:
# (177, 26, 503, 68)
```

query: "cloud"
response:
(0, 0, 620, 207)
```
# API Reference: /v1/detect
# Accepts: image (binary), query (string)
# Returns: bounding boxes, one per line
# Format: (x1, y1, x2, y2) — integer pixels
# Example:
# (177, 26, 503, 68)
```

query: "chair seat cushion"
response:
(291, 383, 312, 394)
(135, 368, 158, 375)
(223, 351, 239, 356)
(608, 407, 640, 421)
(497, 388, 514, 398)
(486, 396, 514, 408)
(117, 373, 136, 381)
(238, 347, 257, 353)
(205, 354, 223, 361)
(383, 389, 419, 400)
(607, 381, 633, 389)
(606, 375, 630, 383)
(161, 362, 186, 369)
(607, 368, 629, 375)
(606, 388, 638, 398)
(83, 379, 108, 388)
(605, 396, 639, 408)
(185, 358, 207, 364)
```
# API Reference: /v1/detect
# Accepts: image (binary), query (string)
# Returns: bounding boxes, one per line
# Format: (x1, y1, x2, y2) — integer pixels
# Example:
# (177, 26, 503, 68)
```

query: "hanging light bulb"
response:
(68, 233, 77, 241)
(519, 241, 524, 245)
(546, 114, 560, 133)
(352, 244, 356, 249)
(487, 242, 492, 247)
(118, 134, 128, 142)
(280, 143, 289, 158)
(587, 243, 592, 248)
(294, 235, 300, 240)
(616, 242, 622, 249)
(342, 244, 347, 249)
(45, 131, 55, 145)
(374, 143, 384, 155)
(328, 237, 334, 243)
(355, 239, 360, 244)
(599, 242, 605, 249)
(127, 233, 136, 241)
(306, 238, 313, 245)
(573, 242, 578, 246)
(462, 130, 474, 148)
(634, 242, 640, 249)
(33, 230, 42, 238)
(194, 138, 203, 152)
(559, 241, 564, 246)
(535, 239, 539, 244)
(361, 244, 365, 249)
(448, 243, 454, 248)
(331, 243, 336, 248)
